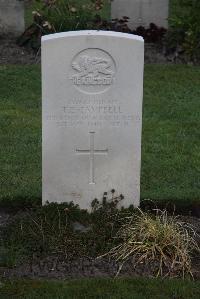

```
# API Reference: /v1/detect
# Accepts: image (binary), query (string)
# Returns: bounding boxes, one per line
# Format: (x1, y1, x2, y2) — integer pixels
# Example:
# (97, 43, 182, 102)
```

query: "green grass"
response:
(0, 65, 41, 206)
(1, 278, 200, 299)
(142, 65, 200, 206)
(0, 65, 200, 208)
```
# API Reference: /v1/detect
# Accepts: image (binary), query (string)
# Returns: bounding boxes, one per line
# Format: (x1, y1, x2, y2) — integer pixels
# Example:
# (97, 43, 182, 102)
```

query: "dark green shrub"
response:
(168, 0, 200, 60)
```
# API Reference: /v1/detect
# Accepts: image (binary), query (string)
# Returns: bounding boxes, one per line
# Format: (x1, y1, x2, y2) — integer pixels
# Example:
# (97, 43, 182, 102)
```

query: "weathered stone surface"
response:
(0, 0, 24, 35)
(42, 31, 144, 209)
(111, 0, 169, 29)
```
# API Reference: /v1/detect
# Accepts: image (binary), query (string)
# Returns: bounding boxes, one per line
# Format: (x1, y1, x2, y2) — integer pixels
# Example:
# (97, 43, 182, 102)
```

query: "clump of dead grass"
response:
(103, 209, 200, 278)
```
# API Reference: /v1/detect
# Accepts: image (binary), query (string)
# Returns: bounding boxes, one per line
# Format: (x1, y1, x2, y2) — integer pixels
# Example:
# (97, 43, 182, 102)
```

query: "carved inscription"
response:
(70, 49, 116, 94)
(46, 98, 140, 128)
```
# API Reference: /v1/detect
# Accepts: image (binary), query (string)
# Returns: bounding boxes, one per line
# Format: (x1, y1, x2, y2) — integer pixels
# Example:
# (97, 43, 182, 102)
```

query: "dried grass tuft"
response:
(103, 209, 200, 278)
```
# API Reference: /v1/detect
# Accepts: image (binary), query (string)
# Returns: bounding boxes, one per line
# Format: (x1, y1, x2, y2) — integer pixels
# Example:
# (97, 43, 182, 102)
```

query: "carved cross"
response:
(75, 132, 108, 184)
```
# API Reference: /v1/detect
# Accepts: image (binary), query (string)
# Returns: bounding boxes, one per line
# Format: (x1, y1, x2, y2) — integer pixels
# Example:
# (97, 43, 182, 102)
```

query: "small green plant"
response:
(103, 209, 200, 278)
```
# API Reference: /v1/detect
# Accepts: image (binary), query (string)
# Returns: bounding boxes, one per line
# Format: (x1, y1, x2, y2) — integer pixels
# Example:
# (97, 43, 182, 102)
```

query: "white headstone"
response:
(111, 0, 169, 29)
(0, 0, 24, 35)
(42, 31, 144, 210)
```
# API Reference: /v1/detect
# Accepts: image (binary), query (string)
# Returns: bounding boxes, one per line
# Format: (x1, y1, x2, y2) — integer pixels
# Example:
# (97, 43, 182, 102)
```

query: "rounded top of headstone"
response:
(42, 30, 144, 43)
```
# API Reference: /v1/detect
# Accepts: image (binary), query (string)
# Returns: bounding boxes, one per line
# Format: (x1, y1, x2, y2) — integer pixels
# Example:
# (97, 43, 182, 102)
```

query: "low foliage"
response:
(19, 0, 108, 49)
(1, 191, 130, 266)
(104, 209, 200, 278)
(168, 0, 200, 61)
(32, 0, 104, 33)
(2, 196, 199, 279)
(20, 0, 166, 50)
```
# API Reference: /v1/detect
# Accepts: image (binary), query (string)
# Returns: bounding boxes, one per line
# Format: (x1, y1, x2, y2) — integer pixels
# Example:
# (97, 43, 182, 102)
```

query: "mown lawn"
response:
(1, 278, 200, 299)
(0, 65, 200, 208)
(0, 65, 41, 206)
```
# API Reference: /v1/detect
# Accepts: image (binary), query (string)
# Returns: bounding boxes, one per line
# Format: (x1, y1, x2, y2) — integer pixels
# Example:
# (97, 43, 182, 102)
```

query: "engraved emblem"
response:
(70, 48, 116, 94)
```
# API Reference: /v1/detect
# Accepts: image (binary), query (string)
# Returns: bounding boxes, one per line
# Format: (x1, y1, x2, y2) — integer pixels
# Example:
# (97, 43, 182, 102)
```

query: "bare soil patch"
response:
(0, 36, 39, 65)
